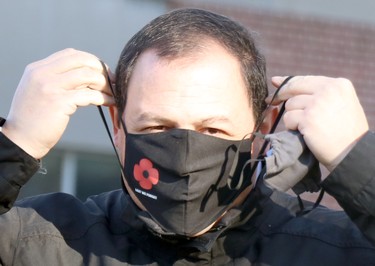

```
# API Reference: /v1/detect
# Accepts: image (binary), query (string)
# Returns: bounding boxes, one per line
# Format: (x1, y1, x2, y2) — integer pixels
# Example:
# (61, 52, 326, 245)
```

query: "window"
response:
(18, 149, 121, 201)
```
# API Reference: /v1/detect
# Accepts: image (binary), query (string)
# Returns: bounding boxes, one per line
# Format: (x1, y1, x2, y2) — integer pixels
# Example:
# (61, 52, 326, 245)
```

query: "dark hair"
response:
(115, 8, 268, 125)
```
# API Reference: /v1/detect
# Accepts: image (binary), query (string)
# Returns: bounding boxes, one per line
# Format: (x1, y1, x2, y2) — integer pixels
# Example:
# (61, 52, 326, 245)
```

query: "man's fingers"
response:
(268, 76, 315, 105)
(30, 49, 103, 75)
(69, 89, 115, 109)
(57, 67, 111, 93)
(27, 49, 80, 68)
(282, 109, 304, 131)
(284, 94, 311, 111)
(98, 60, 116, 91)
(28, 54, 115, 96)
(28, 49, 99, 70)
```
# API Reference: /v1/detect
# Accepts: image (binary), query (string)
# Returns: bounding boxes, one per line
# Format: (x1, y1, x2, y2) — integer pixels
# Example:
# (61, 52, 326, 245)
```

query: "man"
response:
(0, 8, 374, 265)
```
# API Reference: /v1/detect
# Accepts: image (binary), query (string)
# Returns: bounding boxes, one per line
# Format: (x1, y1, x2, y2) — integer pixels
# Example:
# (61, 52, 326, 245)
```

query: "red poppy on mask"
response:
(133, 158, 159, 190)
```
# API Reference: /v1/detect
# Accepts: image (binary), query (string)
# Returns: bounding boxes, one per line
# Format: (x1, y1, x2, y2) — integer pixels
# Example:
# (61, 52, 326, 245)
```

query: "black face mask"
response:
(123, 129, 252, 236)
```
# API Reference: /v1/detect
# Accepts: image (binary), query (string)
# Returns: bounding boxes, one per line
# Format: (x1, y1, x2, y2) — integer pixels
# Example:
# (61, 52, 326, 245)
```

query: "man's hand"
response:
(270, 76, 369, 172)
(2, 49, 115, 159)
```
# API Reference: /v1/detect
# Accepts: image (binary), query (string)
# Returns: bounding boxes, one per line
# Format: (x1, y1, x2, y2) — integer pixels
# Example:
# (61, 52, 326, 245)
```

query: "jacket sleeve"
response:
(322, 131, 375, 245)
(0, 132, 40, 214)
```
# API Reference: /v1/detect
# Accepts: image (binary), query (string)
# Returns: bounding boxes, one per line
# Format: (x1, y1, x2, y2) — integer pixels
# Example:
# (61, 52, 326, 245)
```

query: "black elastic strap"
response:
(97, 61, 126, 177)
(0, 117, 5, 127)
(227, 132, 264, 190)
(249, 76, 295, 179)
(296, 188, 325, 216)
(227, 76, 295, 191)
(257, 76, 295, 155)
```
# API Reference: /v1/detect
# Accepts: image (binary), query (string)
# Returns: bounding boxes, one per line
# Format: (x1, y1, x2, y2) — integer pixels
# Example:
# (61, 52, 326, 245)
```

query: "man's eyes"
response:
(142, 125, 171, 133)
(141, 126, 226, 136)
(199, 127, 226, 136)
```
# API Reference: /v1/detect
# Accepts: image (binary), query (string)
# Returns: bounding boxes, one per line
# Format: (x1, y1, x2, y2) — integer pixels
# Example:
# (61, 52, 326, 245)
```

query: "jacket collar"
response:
(121, 178, 274, 252)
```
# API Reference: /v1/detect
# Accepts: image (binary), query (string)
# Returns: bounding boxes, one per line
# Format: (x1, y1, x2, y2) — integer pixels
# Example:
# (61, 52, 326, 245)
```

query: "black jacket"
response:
(1, 132, 375, 265)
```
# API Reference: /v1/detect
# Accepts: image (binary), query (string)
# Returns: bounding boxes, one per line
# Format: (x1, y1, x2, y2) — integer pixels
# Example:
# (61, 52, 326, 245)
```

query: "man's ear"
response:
(109, 106, 122, 132)
(259, 106, 279, 134)
(109, 106, 124, 148)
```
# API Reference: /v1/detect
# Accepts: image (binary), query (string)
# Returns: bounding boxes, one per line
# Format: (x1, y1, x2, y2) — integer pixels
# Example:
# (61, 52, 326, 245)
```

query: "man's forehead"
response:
(125, 41, 252, 116)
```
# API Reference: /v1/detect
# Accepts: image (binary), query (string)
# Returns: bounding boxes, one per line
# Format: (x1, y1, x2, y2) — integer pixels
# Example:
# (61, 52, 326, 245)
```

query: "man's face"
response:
(111, 41, 259, 212)
(118, 41, 255, 143)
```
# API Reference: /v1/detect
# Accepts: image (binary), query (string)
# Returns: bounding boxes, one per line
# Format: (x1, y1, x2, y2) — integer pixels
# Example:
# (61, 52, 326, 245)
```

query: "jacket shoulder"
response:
(265, 190, 374, 249)
(13, 190, 127, 239)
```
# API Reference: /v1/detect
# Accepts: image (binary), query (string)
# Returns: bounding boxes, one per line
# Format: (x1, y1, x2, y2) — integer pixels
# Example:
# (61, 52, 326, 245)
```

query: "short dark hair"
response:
(115, 8, 268, 125)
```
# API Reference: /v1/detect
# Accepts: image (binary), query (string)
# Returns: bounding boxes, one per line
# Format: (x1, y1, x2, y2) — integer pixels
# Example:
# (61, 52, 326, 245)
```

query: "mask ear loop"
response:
(255, 76, 295, 156)
(97, 60, 127, 178)
(249, 76, 295, 179)
(227, 132, 264, 190)
(227, 76, 295, 191)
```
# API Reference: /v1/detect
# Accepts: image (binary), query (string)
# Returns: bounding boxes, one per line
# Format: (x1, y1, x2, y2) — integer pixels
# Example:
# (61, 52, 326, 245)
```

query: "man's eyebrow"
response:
(199, 116, 233, 125)
(135, 112, 175, 125)
(136, 112, 233, 125)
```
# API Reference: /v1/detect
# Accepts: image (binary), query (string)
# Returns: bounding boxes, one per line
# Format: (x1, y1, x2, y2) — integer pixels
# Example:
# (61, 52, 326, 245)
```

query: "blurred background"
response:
(1, 0, 374, 208)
